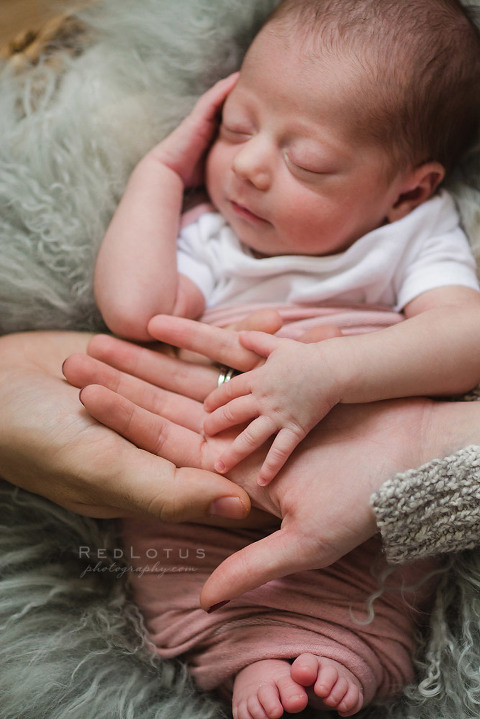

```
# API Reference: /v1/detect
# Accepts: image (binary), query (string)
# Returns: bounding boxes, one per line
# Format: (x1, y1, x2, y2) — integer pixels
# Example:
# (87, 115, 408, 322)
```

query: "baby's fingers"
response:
(257, 427, 306, 486)
(239, 330, 284, 358)
(191, 72, 239, 124)
(204, 372, 250, 412)
(203, 396, 259, 436)
(214, 416, 278, 474)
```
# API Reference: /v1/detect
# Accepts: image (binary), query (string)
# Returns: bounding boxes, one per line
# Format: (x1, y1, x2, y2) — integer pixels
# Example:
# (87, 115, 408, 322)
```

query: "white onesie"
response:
(177, 190, 479, 311)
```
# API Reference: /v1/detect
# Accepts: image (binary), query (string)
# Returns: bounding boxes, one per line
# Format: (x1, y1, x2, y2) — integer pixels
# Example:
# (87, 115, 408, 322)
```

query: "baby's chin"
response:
(234, 230, 290, 258)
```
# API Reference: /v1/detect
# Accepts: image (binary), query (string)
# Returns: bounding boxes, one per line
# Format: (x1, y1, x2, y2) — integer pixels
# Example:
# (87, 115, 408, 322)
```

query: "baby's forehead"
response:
(239, 28, 376, 117)
(250, 12, 412, 87)
(243, 20, 381, 91)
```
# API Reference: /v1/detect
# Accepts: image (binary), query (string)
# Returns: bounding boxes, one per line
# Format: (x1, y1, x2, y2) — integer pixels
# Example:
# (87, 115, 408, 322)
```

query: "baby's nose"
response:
(232, 139, 272, 191)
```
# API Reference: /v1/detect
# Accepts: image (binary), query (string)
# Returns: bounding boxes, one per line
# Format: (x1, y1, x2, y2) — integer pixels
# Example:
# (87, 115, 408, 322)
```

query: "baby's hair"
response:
(264, 0, 480, 174)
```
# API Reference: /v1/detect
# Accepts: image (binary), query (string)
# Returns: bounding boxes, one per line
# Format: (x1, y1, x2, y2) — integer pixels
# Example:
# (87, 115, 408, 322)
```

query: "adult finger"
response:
(147, 315, 261, 371)
(64, 352, 124, 390)
(229, 308, 283, 334)
(96, 444, 250, 523)
(79, 384, 209, 467)
(64, 353, 205, 431)
(87, 333, 219, 400)
(173, 309, 283, 365)
(199, 524, 334, 611)
(76, 385, 252, 522)
(297, 325, 343, 343)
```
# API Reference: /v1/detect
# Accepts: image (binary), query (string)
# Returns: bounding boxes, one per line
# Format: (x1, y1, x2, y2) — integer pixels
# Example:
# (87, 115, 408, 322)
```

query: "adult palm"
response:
(64, 322, 436, 611)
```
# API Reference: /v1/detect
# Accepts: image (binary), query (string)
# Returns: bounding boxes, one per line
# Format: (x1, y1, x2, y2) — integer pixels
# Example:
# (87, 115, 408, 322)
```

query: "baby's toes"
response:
(290, 652, 320, 686)
(321, 674, 349, 707)
(256, 683, 284, 719)
(313, 661, 341, 699)
(233, 698, 252, 719)
(246, 693, 272, 719)
(337, 683, 364, 717)
(276, 674, 308, 714)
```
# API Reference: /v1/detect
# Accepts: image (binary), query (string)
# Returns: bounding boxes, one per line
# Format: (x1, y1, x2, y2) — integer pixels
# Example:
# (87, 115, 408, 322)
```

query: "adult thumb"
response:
(199, 524, 317, 611)
(162, 465, 253, 523)
(98, 444, 252, 524)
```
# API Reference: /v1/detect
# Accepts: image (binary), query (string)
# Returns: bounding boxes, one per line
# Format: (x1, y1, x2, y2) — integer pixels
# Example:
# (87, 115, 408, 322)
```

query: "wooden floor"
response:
(1, 0, 77, 50)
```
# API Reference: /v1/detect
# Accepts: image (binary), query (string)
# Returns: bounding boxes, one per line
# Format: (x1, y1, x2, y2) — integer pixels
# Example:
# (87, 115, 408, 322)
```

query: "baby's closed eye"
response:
(219, 122, 253, 142)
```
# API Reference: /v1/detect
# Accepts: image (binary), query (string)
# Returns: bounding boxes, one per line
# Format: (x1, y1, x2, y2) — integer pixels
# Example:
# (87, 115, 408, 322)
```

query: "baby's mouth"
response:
(230, 200, 267, 224)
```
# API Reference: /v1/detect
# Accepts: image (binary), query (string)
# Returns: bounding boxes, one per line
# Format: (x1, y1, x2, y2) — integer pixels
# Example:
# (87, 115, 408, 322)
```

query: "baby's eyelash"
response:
(284, 151, 323, 176)
(219, 125, 246, 140)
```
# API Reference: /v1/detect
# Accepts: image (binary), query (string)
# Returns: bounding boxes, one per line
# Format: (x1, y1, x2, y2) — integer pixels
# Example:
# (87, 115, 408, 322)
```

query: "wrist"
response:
(147, 144, 189, 187)
(312, 337, 357, 406)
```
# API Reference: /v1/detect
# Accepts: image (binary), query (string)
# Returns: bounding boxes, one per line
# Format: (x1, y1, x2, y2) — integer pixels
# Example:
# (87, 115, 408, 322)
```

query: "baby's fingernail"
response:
(215, 460, 226, 473)
(209, 496, 245, 519)
(207, 600, 230, 614)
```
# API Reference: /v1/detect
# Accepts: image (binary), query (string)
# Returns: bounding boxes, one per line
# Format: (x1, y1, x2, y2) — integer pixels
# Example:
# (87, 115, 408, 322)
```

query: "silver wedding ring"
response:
(217, 365, 238, 386)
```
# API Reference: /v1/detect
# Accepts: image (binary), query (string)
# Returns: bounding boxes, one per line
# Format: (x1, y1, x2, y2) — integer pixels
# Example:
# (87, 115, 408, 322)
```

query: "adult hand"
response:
(0, 331, 252, 523)
(64, 317, 440, 611)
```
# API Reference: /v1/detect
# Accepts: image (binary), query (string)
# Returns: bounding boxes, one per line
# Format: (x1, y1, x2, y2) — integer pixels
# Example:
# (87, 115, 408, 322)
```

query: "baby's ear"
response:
(387, 161, 445, 222)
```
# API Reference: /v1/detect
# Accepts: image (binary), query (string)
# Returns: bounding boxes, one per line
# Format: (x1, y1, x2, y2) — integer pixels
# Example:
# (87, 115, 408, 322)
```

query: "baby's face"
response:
(206, 25, 404, 257)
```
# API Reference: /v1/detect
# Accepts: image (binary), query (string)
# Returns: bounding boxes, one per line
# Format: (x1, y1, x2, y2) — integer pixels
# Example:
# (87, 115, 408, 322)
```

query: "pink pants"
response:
(122, 519, 440, 705)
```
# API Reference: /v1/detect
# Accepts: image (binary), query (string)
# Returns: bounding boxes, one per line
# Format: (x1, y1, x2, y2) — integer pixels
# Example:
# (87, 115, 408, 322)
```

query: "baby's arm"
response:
(94, 74, 238, 341)
(204, 286, 480, 485)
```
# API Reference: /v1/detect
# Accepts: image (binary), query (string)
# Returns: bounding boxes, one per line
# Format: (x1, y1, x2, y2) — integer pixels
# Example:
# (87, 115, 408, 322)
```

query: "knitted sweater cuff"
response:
(370, 445, 480, 563)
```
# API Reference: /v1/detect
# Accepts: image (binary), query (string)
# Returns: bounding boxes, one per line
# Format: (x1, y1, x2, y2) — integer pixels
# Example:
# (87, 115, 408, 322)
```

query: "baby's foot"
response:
(232, 658, 308, 719)
(290, 653, 364, 717)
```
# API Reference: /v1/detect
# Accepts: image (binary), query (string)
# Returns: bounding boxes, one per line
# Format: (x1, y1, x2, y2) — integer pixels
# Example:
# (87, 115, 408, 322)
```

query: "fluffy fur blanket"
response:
(2, 1, 480, 717)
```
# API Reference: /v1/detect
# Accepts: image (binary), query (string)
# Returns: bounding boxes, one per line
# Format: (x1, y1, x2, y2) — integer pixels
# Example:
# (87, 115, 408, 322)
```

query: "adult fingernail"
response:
(207, 600, 230, 614)
(209, 496, 246, 519)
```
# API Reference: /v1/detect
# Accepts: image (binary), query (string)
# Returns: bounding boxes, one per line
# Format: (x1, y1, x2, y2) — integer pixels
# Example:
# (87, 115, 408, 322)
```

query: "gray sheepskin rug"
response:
(2, 1, 480, 717)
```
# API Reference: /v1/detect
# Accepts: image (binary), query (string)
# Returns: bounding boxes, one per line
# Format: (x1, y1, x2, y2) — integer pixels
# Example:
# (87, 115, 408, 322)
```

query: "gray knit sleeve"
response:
(370, 445, 480, 563)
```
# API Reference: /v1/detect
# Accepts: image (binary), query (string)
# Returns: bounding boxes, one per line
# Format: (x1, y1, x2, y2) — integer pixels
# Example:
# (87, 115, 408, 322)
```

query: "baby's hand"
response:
(151, 73, 239, 187)
(204, 331, 343, 486)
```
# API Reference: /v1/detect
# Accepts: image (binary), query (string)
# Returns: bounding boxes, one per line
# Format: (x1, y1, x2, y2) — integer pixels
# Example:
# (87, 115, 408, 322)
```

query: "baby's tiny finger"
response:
(203, 396, 259, 436)
(204, 373, 249, 412)
(239, 330, 283, 358)
(215, 416, 278, 472)
(257, 428, 302, 486)
(189, 73, 239, 125)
